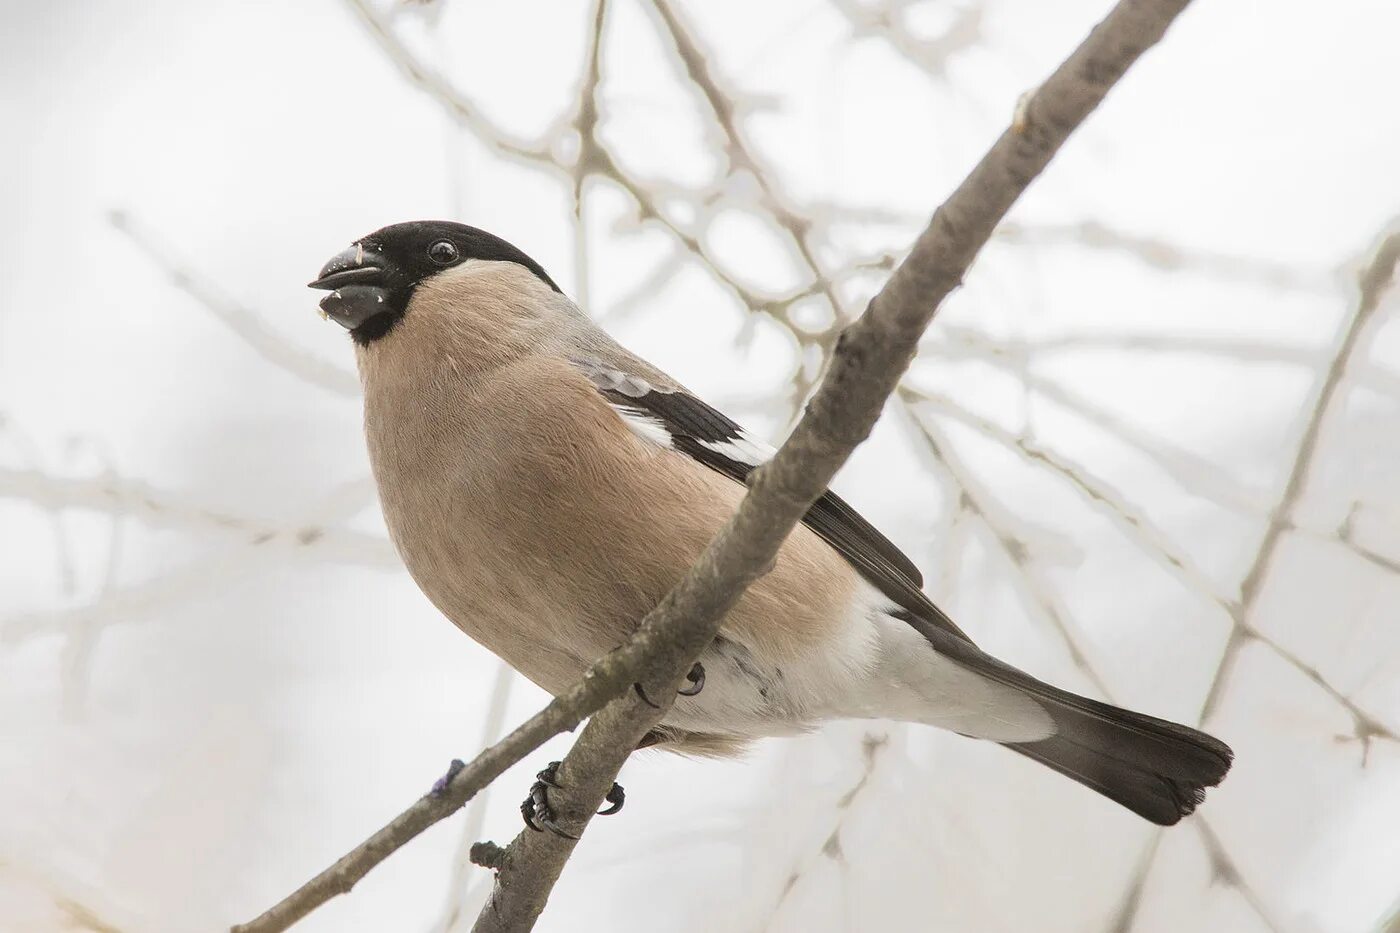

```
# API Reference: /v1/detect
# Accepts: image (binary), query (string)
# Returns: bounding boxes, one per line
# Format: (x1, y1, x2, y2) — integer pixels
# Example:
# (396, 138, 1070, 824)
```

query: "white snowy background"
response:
(2, 0, 1399, 931)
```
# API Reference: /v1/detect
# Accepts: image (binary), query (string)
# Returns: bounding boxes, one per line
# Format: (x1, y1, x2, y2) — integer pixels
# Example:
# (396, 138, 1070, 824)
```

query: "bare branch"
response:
(1, 418, 85, 593)
(342, 0, 552, 162)
(1, 466, 341, 537)
(1111, 222, 1400, 933)
(985, 330, 1320, 367)
(932, 328, 1273, 513)
(3, 529, 394, 647)
(566, 0, 609, 315)
(827, 0, 983, 79)
(646, 0, 843, 315)
(1104, 816, 1281, 933)
(108, 211, 360, 397)
(911, 387, 1400, 742)
(1198, 225, 1400, 723)
(1340, 517, 1400, 576)
(61, 477, 127, 713)
(1382, 896, 1400, 933)
(3, 477, 391, 645)
(905, 386, 1232, 604)
(230, 650, 641, 933)
(0, 857, 133, 933)
(433, 662, 518, 933)
(936, 326, 1400, 401)
(897, 401, 1119, 700)
(1103, 829, 1163, 933)
(763, 732, 892, 926)
(932, 336, 1400, 582)
(905, 397, 1295, 933)
(782, 208, 1333, 294)
(342, 0, 793, 328)
(1193, 818, 1285, 932)
(995, 220, 1330, 291)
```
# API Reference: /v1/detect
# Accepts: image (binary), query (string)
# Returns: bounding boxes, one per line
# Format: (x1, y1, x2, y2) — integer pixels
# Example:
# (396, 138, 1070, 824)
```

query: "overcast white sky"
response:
(2, 1, 1399, 931)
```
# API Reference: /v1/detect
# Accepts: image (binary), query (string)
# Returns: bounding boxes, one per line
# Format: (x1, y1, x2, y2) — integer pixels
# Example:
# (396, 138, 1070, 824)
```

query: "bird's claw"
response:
(522, 762, 578, 838)
(634, 661, 706, 706)
(678, 662, 705, 696)
(597, 781, 626, 816)
(520, 761, 626, 837)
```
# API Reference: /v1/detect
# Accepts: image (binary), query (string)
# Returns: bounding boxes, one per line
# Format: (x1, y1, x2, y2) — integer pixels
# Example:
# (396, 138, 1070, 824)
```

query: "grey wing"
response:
(571, 354, 974, 645)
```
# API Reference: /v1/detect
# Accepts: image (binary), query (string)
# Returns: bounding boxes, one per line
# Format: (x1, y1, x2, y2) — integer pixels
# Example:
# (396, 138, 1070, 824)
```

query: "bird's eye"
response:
(428, 240, 459, 265)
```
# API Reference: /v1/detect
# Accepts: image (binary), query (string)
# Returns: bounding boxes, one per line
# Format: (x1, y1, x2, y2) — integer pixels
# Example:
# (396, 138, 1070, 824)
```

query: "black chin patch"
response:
(350, 310, 402, 345)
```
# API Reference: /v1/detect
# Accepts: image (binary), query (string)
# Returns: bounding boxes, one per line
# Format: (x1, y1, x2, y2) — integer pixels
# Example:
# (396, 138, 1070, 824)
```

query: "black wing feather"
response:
(602, 382, 973, 645)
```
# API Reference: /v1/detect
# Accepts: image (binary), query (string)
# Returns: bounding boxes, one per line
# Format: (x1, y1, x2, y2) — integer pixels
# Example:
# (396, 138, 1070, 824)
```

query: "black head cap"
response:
(308, 221, 561, 344)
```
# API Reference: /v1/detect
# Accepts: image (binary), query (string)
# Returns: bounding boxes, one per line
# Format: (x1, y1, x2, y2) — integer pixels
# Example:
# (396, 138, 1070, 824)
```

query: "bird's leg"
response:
(634, 661, 706, 707)
(520, 760, 626, 839)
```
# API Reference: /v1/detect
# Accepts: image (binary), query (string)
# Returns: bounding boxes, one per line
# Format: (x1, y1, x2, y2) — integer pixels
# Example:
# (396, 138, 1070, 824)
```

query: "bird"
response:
(309, 220, 1232, 831)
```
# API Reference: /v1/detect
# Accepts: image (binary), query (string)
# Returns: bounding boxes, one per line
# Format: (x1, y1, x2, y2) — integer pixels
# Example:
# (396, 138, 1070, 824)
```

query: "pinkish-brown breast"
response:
(356, 263, 864, 701)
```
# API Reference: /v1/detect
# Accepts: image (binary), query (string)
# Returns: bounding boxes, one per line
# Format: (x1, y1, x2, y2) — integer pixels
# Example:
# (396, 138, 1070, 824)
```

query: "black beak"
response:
(308, 243, 386, 289)
(308, 244, 393, 330)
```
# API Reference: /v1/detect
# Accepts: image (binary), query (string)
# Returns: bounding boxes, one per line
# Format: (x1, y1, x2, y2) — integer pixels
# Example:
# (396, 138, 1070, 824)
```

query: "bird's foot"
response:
(521, 761, 626, 839)
(633, 661, 706, 708)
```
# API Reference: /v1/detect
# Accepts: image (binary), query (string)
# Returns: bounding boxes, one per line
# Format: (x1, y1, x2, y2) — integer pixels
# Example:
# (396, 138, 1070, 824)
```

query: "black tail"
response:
(1002, 685, 1232, 825)
(910, 619, 1233, 826)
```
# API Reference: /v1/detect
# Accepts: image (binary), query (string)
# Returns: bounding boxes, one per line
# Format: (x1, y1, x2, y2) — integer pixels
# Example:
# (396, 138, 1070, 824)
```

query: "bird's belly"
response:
(658, 581, 892, 738)
(385, 512, 602, 697)
(385, 485, 890, 737)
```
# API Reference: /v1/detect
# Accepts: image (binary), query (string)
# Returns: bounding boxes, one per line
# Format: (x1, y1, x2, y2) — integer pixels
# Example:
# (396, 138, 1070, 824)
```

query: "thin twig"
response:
(4, 478, 390, 645)
(646, 0, 845, 321)
(342, 0, 552, 162)
(933, 328, 1273, 513)
(1198, 226, 1400, 724)
(1110, 222, 1400, 933)
(898, 402, 1118, 700)
(905, 386, 1232, 604)
(434, 662, 517, 933)
(763, 732, 892, 926)
(1194, 818, 1284, 932)
(107, 211, 360, 397)
(935, 336, 1400, 576)
(0, 467, 363, 538)
(904, 380, 1285, 933)
(231, 636, 666, 933)
(827, 0, 984, 79)
(995, 220, 1329, 291)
